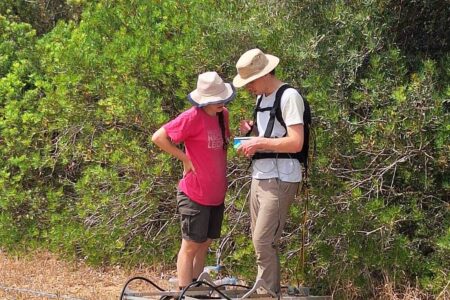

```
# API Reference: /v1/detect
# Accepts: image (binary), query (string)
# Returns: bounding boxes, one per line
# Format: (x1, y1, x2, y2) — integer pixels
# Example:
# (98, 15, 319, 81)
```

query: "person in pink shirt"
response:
(152, 71, 235, 289)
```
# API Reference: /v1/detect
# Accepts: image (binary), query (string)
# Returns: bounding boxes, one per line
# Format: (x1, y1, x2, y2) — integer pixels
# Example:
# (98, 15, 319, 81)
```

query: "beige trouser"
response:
(250, 178, 299, 294)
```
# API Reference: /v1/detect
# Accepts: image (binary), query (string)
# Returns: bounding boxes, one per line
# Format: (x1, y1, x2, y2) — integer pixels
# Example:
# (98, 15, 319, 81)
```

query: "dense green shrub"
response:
(0, 16, 47, 248)
(1, 1, 448, 298)
(0, 0, 83, 35)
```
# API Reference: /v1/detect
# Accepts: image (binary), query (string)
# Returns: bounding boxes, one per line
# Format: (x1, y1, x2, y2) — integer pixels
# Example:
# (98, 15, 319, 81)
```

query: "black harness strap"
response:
(252, 84, 297, 160)
(217, 111, 228, 150)
(262, 84, 291, 138)
(247, 84, 291, 138)
(245, 97, 264, 137)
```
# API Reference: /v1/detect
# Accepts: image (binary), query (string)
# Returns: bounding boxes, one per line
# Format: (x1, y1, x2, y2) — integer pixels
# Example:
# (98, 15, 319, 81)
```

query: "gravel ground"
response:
(0, 250, 172, 300)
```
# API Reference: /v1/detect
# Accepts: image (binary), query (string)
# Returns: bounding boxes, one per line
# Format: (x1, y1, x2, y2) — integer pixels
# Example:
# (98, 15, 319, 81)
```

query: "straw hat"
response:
(233, 48, 280, 88)
(188, 72, 236, 107)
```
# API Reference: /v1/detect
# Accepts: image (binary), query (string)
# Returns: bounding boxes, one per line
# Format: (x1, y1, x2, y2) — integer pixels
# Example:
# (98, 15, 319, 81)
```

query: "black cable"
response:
(119, 277, 251, 300)
(179, 280, 232, 300)
(119, 276, 165, 300)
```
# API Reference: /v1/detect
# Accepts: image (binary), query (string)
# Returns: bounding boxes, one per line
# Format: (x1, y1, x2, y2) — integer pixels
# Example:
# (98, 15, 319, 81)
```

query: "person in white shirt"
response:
(233, 48, 305, 295)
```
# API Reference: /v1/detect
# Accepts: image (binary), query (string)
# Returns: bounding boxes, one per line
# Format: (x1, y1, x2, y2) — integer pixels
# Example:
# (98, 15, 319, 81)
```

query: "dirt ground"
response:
(0, 250, 173, 300)
(2, 249, 447, 300)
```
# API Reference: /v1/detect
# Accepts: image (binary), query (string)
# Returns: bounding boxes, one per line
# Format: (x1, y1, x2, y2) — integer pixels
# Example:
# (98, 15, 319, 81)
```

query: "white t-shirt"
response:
(252, 85, 305, 182)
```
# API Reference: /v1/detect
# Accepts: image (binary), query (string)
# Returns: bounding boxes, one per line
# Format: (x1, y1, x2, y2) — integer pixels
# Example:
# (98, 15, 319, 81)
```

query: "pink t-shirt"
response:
(163, 107, 230, 206)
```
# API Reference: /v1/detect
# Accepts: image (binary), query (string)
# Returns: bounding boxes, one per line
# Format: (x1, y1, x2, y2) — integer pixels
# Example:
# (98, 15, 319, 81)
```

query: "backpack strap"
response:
(245, 95, 265, 137)
(263, 84, 291, 138)
(252, 85, 311, 170)
(217, 111, 228, 150)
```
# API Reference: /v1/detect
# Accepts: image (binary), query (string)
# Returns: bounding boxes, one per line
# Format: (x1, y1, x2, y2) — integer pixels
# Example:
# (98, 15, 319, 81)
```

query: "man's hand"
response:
(237, 137, 262, 158)
(239, 120, 254, 135)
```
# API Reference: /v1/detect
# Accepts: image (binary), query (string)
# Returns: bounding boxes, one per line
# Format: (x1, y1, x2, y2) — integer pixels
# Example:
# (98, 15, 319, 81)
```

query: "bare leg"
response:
(192, 239, 212, 278)
(177, 239, 211, 287)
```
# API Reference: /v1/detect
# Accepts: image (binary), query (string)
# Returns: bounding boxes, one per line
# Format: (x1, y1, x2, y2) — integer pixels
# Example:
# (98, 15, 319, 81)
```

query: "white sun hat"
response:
(188, 71, 236, 107)
(233, 48, 280, 88)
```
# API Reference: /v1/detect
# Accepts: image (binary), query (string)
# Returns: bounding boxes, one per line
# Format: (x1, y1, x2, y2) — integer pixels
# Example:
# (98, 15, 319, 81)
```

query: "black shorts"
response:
(177, 190, 224, 243)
